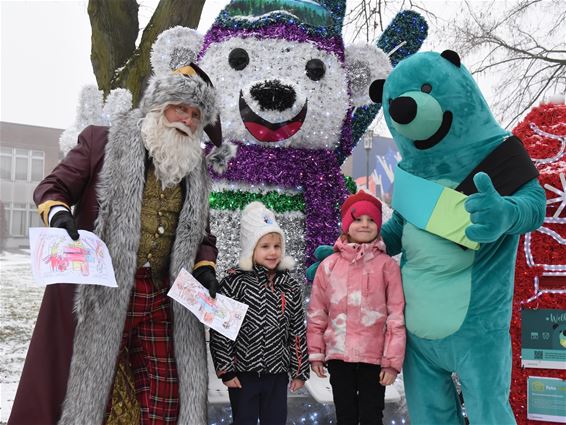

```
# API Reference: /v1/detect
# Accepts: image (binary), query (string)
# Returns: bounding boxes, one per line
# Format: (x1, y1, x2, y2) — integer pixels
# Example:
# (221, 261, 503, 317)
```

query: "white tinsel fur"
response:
(199, 37, 350, 150)
(59, 86, 132, 155)
(345, 44, 392, 107)
(150, 26, 204, 75)
(212, 179, 301, 195)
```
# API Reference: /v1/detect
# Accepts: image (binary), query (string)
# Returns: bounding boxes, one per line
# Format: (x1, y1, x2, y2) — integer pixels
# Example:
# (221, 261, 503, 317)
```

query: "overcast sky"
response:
(0, 0, 230, 129)
(1, 0, 501, 131)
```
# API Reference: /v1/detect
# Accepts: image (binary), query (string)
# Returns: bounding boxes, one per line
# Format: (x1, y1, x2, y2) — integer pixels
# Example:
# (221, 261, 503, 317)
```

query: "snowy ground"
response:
(0, 249, 409, 424)
(0, 249, 44, 424)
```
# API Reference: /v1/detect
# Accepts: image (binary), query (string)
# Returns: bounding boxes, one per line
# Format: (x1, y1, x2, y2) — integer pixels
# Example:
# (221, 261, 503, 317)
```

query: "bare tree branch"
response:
(449, 0, 566, 127)
(474, 55, 530, 74)
(504, 65, 564, 127)
(344, 0, 439, 43)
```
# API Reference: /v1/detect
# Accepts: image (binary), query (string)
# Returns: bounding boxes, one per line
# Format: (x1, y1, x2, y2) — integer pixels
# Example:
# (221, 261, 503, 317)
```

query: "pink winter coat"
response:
(307, 236, 406, 372)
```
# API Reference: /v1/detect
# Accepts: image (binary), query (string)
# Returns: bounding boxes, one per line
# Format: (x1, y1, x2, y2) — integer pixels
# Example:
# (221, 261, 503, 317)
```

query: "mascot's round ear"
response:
(441, 50, 461, 68)
(150, 26, 204, 75)
(345, 44, 391, 107)
(369, 79, 385, 104)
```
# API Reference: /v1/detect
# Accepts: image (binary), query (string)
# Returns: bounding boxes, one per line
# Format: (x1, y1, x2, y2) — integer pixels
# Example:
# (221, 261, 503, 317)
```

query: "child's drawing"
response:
(168, 268, 248, 341)
(29, 227, 117, 287)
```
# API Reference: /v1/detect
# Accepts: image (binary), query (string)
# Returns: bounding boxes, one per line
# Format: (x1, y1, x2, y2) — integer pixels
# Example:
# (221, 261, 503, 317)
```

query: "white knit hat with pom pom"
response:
(239, 201, 295, 271)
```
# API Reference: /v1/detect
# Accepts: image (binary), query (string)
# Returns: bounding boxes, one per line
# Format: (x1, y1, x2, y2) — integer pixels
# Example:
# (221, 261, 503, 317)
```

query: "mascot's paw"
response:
(306, 245, 334, 281)
(465, 172, 516, 243)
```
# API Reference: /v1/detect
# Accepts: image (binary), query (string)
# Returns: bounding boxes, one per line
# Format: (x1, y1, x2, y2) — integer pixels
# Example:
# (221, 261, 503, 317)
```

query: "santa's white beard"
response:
(140, 111, 203, 189)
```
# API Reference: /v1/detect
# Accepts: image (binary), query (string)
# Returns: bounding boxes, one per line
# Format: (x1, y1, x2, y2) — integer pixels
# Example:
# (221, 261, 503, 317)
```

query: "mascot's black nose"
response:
(389, 96, 417, 125)
(250, 80, 296, 112)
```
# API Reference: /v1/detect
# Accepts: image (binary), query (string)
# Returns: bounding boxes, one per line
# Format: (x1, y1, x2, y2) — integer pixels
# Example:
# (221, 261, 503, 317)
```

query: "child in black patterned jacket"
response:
(210, 201, 309, 425)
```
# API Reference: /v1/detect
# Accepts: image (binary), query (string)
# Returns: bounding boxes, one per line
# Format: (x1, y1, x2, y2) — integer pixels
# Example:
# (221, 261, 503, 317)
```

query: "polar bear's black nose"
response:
(389, 96, 417, 124)
(250, 80, 296, 112)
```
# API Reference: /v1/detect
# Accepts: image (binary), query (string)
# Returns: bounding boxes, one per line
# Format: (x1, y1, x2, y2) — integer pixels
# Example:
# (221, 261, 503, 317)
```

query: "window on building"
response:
(15, 149, 29, 181)
(31, 151, 45, 182)
(28, 204, 44, 229)
(0, 147, 46, 182)
(0, 147, 12, 180)
(7, 202, 42, 237)
(10, 202, 27, 236)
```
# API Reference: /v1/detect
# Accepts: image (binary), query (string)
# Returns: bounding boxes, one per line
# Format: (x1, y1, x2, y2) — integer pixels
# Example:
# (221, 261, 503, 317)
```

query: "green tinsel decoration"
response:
(210, 190, 305, 213)
(343, 175, 357, 194)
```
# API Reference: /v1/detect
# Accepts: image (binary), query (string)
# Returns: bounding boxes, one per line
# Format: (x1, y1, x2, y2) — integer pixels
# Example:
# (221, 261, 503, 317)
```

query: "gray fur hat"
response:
(140, 64, 222, 146)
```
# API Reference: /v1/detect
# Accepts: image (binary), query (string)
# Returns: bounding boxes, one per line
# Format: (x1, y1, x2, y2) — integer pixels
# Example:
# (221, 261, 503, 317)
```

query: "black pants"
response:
(228, 372, 289, 425)
(327, 360, 386, 425)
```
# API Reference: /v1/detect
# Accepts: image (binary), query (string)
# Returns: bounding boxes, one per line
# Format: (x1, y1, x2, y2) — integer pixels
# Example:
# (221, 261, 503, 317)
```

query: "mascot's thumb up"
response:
(465, 172, 517, 243)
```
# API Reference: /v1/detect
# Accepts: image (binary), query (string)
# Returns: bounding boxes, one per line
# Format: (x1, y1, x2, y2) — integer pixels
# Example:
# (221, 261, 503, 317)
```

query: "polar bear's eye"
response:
(306, 59, 326, 81)
(229, 48, 249, 71)
(421, 83, 432, 93)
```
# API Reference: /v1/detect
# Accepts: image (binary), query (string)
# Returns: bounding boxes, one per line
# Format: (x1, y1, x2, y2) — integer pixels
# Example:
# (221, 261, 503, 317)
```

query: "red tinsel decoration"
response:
(510, 102, 566, 425)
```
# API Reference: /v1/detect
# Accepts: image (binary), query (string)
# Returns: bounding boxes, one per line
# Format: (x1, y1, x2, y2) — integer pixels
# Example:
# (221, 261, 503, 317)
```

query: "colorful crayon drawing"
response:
(43, 242, 64, 272)
(168, 268, 248, 341)
(29, 227, 117, 287)
(41, 238, 93, 276)
(196, 293, 229, 324)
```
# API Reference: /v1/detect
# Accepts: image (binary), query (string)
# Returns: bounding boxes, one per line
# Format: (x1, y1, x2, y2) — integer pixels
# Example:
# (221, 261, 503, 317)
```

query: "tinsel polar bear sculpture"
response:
(150, 1, 427, 278)
(371, 50, 546, 424)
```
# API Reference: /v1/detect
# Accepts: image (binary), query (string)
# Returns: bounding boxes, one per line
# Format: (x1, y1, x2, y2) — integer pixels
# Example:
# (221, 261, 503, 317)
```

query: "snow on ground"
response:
(0, 249, 44, 424)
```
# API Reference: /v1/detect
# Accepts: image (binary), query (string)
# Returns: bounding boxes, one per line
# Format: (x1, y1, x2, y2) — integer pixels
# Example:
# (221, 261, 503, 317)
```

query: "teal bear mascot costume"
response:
(368, 50, 546, 424)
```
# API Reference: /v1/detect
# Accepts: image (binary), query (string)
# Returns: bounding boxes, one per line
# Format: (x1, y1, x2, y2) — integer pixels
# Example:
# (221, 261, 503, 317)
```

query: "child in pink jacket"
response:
(307, 190, 406, 425)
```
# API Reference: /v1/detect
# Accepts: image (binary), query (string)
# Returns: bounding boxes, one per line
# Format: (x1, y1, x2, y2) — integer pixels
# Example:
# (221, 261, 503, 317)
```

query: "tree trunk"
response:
(89, 0, 206, 106)
(88, 0, 139, 95)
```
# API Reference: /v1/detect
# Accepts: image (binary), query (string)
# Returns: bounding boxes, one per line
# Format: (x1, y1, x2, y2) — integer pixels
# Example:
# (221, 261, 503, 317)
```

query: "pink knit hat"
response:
(340, 191, 383, 234)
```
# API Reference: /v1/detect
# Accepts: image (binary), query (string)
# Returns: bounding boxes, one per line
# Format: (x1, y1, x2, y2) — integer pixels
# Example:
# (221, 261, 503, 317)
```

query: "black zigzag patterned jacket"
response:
(210, 265, 310, 382)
